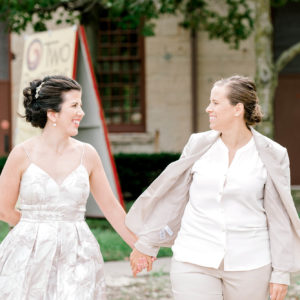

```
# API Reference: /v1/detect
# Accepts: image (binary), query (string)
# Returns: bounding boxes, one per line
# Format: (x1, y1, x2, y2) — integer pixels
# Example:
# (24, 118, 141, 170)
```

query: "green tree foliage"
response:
(271, 0, 300, 6)
(0, 0, 253, 48)
(254, 0, 300, 137)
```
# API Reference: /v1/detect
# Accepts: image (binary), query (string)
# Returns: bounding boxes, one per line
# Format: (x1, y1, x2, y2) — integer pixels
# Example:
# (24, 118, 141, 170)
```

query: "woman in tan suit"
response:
(127, 76, 300, 300)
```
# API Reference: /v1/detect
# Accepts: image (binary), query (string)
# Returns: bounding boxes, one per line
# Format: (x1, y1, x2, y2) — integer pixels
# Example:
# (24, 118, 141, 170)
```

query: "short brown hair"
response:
(213, 75, 263, 126)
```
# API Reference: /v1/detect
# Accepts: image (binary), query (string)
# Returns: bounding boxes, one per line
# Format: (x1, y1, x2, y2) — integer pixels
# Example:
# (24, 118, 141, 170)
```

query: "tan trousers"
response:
(170, 259, 272, 300)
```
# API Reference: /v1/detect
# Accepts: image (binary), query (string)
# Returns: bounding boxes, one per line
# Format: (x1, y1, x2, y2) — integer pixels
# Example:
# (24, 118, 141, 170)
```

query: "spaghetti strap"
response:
(80, 143, 85, 165)
(22, 145, 32, 162)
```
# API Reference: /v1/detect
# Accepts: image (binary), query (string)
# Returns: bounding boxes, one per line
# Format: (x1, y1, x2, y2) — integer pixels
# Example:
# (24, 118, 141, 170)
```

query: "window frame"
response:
(96, 19, 146, 133)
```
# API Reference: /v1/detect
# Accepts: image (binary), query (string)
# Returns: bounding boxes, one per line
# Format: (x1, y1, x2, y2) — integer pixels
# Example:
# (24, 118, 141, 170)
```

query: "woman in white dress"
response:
(0, 75, 152, 299)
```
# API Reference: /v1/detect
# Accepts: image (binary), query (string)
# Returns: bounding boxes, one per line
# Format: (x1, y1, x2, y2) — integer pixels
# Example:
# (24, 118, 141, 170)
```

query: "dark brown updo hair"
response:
(23, 75, 81, 129)
(213, 75, 263, 126)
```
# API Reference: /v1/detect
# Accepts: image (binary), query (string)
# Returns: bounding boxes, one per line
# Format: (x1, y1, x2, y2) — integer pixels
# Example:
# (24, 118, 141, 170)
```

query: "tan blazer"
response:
(125, 128, 300, 273)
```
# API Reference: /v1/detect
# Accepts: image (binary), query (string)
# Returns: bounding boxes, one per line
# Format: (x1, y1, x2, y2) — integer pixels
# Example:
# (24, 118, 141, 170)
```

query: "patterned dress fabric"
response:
(0, 152, 106, 300)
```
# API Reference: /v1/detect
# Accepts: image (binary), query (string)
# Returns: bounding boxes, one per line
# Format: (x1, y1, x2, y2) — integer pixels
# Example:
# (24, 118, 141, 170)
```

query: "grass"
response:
(86, 217, 172, 261)
(85, 201, 172, 261)
(0, 194, 298, 262)
(0, 221, 10, 241)
(0, 217, 172, 262)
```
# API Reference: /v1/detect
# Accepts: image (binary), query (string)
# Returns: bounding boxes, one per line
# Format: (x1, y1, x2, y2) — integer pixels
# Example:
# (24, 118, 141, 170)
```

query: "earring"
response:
(53, 123, 57, 127)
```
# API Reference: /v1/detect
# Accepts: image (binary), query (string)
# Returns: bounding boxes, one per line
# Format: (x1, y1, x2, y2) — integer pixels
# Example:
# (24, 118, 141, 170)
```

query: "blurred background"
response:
(0, 0, 300, 261)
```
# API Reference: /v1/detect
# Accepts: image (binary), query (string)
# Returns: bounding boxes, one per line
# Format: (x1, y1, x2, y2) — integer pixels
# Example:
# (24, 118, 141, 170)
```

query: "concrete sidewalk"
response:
(104, 257, 171, 277)
(104, 258, 300, 300)
(104, 257, 172, 299)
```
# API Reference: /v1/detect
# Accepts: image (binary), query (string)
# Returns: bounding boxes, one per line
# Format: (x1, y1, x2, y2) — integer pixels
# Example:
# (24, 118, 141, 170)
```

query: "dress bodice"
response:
(18, 162, 90, 221)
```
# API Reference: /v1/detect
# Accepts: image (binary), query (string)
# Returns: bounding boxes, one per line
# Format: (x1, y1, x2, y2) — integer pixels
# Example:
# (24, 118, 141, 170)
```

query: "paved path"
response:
(104, 258, 172, 300)
(104, 258, 300, 300)
(105, 257, 171, 277)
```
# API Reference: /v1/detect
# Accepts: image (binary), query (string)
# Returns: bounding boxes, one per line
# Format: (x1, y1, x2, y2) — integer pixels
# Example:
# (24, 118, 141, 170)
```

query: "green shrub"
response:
(0, 219, 172, 260)
(87, 218, 172, 261)
(114, 153, 180, 201)
(0, 156, 7, 174)
(0, 221, 10, 241)
(291, 189, 300, 215)
(0, 153, 180, 201)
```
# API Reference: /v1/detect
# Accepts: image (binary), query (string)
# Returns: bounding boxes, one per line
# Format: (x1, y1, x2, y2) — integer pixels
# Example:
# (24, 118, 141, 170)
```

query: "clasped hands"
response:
(130, 248, 156, 277)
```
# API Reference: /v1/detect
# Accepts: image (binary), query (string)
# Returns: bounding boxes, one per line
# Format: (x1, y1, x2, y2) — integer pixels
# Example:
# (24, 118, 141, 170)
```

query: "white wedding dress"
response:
(0, 145, 107, 299)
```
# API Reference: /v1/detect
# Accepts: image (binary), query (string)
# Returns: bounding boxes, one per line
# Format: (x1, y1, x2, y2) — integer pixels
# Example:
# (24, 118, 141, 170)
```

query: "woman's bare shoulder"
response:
(4, 138, 38, 173)
(81, 142, 98, 160)
(9, 137, 38, 159)
(17, 136, 40, 153)
(69, 139, 96, 155)
(72, 141, 100, 174)
(7, 144, 27, 162)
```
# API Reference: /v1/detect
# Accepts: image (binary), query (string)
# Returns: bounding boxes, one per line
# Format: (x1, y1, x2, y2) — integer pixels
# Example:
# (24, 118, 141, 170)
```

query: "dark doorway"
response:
(274, 75, 300, 185)
(273, 3, 300, 185)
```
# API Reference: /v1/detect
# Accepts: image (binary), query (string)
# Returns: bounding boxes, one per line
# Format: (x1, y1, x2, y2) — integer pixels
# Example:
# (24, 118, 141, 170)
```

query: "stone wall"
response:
(196, 31, 256, 132)
(10, 10, 256, 154)
(110, 16, 256, 153)
(109, 15, 192, 153)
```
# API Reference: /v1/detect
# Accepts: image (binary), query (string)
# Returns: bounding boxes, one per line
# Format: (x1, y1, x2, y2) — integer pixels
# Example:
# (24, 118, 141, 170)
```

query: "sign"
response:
(14, 26, 124, 216)
(15, 26, 78, 144)
(75, 26, 125, 215)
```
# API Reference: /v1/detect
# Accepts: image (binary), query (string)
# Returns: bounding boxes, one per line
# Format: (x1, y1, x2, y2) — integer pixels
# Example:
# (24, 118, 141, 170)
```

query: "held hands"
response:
(130, 248, 156, 277)
(270, 283, 288, 300)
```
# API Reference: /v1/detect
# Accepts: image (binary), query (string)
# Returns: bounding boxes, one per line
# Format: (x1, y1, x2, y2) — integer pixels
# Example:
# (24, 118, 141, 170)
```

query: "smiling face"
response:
(206, 85, 241, 131)
(55, 89, 85, 136)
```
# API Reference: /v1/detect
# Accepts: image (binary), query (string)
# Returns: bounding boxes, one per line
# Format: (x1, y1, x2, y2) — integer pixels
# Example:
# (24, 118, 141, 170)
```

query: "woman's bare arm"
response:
(86, 144, 137, 249)
(0, 146, 27, 226)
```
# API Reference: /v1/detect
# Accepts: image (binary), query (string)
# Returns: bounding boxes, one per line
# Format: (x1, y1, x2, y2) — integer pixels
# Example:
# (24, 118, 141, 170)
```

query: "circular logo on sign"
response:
(26, 39, 43, 70)
(0, 120, 10, 130)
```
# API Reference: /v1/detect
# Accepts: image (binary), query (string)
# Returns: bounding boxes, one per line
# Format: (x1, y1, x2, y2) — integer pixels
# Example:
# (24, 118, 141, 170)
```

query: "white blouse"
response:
(172, 137, 272, 271)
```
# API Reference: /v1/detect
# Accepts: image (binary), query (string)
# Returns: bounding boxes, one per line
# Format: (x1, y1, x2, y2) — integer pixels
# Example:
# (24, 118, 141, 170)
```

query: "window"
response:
(96, 15, 145, 132)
